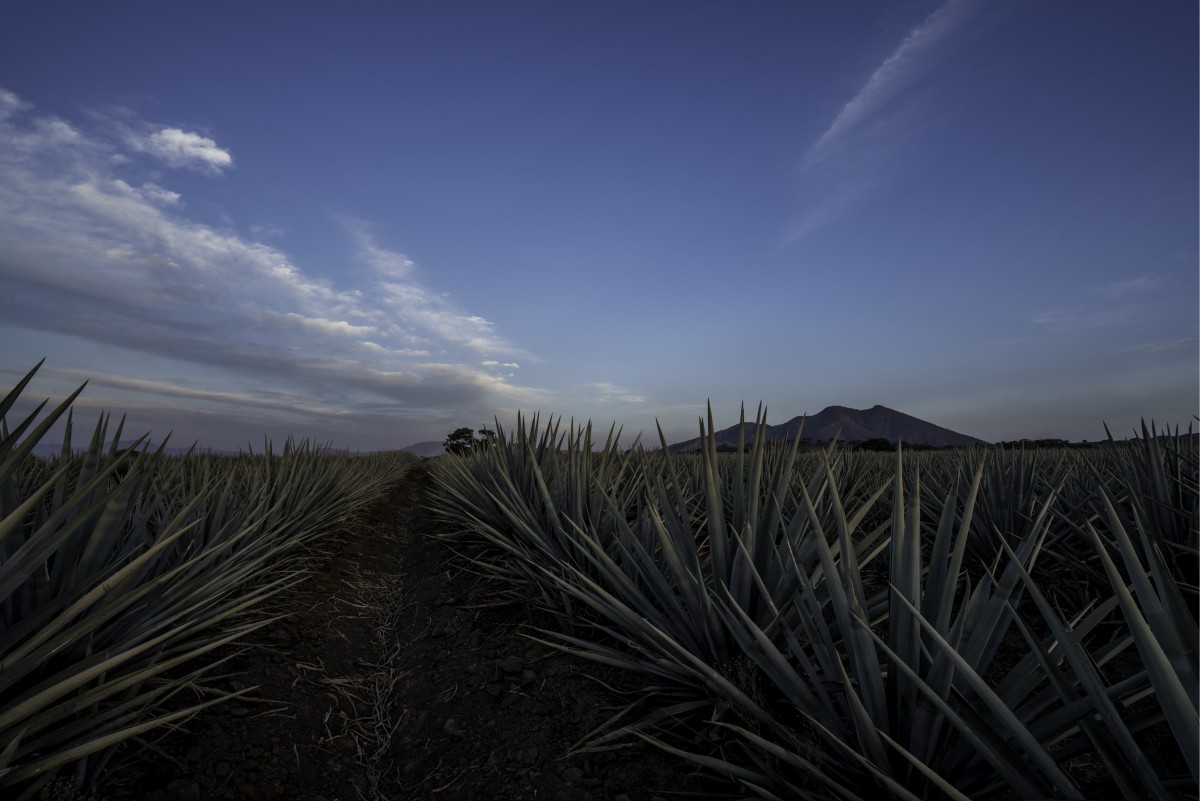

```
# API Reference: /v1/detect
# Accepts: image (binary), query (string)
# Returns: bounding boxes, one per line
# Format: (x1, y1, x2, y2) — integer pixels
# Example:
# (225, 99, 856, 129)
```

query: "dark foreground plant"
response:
(0, 363, 416, 798)
(431, 405, 1198, 800)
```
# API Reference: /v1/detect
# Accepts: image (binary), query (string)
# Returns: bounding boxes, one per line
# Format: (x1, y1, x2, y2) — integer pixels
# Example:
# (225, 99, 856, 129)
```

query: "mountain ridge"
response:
(668, 404, 987, 452)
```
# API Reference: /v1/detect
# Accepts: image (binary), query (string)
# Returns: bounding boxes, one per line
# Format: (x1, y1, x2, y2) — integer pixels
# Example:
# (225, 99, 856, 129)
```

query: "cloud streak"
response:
(585, 382, 647, 404)
(1032, 307, 1133, 328)
(788, 0, 978, 242)
(1115, 338, 1198, 354)
(1034, 275, 1170, 332)
(0, 87, 540, 446)
(1094, 275, 1160, 300)
(803, 0, 972, 170)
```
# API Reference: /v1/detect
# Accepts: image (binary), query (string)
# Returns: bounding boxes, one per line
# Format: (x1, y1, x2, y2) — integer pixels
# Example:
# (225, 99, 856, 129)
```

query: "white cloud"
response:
(347, 222, 414, 279)
(37, 118, 82, 144)
(133, 127, 234, 173)
(265, 311, 375, 338)
(360, 341, 430, 357)
(108, 178, 180, 206)
(375, 279, 502, 353)
(0, 87, 29, 120)
(0, 85, 536, 438)
(347, 233, 521, 357)
(138, 182, 181, 206)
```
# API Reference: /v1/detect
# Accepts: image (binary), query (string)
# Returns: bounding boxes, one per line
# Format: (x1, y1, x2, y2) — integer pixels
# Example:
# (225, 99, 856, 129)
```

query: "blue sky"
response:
(0, 0, 1195, 450)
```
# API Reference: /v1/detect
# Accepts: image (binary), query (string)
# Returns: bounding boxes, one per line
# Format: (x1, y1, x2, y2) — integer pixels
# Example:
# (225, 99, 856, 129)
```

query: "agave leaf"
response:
(886, 446, 922, 754)
(20, 620, 273, 745)
(0, 383, 88, 489)
(728, 717, 931, 801)
(0, 726, 24, 773)
(1081, 518, 1199, 782)
(0, 514, 206, 680)
(0, 361, 47, 424)
(797, 463, 889, 764)
(875, 729, 974, 801)
(1095, 483, 1198, 704)
(873, 590, 1084, 798)
(632, 729, 771, 785)
(865, 618, 1072, 798)
(0, 687, 257, 793)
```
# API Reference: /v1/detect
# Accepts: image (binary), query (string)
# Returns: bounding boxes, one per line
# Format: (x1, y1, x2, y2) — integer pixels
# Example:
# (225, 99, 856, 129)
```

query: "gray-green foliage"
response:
(0, 363, 416, 798)
(431, 406, 1198, 800)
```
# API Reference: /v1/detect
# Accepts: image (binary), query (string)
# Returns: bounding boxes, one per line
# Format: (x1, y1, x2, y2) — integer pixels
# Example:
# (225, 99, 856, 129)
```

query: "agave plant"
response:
(0, 363, 415, 798)
(431, 404, 1200, 800)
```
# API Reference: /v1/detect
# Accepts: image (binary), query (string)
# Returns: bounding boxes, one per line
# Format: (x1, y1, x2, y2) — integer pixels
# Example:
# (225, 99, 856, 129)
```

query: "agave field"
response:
(0, 364, 416, 799)
(3, 360, 1197, 801)
(431, 408, 1199, 800)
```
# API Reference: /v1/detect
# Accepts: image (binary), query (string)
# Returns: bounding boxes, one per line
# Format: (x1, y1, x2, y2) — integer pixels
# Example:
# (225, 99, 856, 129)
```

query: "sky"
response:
(0, 0, 1195, 451)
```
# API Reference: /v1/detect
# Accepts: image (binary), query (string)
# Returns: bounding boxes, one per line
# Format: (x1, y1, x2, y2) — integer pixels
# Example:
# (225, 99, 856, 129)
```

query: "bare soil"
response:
(113, 467, 730, 801)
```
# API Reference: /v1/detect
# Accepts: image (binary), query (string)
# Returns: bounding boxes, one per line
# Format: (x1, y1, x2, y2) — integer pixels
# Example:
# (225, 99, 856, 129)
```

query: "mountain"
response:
(400, 440, 446, 457)
(668, 405, 987, 452)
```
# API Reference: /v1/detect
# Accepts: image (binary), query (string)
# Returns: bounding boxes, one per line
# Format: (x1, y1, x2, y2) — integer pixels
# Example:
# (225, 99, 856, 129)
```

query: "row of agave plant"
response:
(430, 406, 1198, 800)
(0, 363, 417, 799)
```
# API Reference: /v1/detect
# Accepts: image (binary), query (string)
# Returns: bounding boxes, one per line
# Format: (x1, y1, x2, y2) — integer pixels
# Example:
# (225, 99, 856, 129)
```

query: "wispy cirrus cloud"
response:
(342, 218, 527, 359)
(259, 311, 375, 338)
(787, 0, 979, 242)
(1033, 307, 1133, 328)
(0, 88, 27, 118)
(52, 369, 345, 417)
(1115, 338, 1197, 354)
(0, 86, 541, 446)
(1034, 274, 1169, 331)
(803, 0, 974, 171)
(372, 275, 514, 356)
(344, 219, 414, 279)
(1093, 275, 1160, 300)
(585, 382, 647, 404)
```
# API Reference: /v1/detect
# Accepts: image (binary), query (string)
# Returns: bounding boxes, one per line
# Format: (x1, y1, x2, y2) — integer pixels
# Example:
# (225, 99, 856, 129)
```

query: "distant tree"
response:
(443, 427, 478, 456)
(443, 426, 498, 456)
(995, 438, 1070, 450)
(857, 437, 894, 452)
(476, 427, 497, 449)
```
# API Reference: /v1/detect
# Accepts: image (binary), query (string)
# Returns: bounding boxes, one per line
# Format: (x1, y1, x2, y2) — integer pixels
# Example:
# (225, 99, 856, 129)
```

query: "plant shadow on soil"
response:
(112, 467, 736, 801)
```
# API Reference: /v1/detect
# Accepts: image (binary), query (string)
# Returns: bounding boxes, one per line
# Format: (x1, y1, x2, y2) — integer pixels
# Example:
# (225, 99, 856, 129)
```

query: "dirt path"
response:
(120, 468, 723, 801)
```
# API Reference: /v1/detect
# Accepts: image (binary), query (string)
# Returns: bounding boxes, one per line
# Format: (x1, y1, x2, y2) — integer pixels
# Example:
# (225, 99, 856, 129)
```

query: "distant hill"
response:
(400, 440, 446, 457)
(668, 405, 988, 452)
